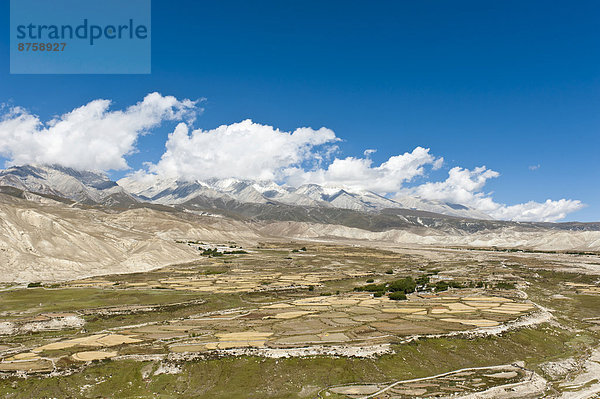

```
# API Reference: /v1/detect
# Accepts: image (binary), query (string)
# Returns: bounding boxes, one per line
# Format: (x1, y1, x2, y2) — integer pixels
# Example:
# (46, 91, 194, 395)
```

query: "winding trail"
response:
(317, 363, 540, 399)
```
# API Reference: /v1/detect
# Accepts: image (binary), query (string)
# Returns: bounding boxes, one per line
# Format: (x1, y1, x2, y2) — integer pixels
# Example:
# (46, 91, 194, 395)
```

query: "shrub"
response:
(308, 285, 315, 291)
(300, 247, 307, 251)
(448, 281, 463, 289)
(27, 282, 42, 288)
(416, 275, 430, 286)
(365, 283, 387, 292)
(434, 281, 449, 291)
(388, 277, 416, 294)
(201, 248, 223, 257)
(373, 291, 384, 297)
(388, 292, 407, 300)
(366, 278, 375, 283)
(495, 282, 516, 290)
(355, 283, 387, 292)
(385, 269, 394, 274)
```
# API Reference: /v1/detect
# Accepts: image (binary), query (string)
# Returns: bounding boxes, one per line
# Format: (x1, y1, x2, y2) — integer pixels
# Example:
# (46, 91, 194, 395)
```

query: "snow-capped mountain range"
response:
(0, 164, 137, 206)
(0, 164, 492, 219)
(118, 175, 492, 219)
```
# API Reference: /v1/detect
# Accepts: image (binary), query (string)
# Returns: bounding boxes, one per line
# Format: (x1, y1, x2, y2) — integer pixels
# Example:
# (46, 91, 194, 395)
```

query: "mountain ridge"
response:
(0, 164, 138, 207)
(1, 164, 597, 234)
(0, 164, 492, 219)
(117, 174, 493, 219)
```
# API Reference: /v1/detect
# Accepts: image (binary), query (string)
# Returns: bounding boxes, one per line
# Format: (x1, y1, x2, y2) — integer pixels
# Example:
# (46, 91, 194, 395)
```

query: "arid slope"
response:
(1, 192, 599, 283)
(0, 193, 259, 282)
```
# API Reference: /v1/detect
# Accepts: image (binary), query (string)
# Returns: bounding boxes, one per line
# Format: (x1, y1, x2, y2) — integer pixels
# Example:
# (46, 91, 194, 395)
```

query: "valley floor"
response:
(1, 241, 599, 398)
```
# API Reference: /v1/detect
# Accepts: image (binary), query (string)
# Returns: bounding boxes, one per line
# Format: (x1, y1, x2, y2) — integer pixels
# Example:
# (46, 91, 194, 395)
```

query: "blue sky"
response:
(0, 0, 598, 221)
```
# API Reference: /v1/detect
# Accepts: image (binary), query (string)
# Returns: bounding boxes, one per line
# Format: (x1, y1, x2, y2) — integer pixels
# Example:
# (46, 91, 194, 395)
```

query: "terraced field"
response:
(0, 242, 599, 398)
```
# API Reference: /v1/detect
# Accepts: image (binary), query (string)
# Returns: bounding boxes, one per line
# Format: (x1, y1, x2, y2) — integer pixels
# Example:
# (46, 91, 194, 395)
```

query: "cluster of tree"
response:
(425, 280, 515, 291)
(388, 277, 417, 293)
(356, 274, 517, 299)
(356, 272, 517, 301)
(354, 277, 417, 300)
(200, 248, 248, 257)
(477, 247, 598, 256)
(429, 280, 464, 291)
(200, 248, 223, 257)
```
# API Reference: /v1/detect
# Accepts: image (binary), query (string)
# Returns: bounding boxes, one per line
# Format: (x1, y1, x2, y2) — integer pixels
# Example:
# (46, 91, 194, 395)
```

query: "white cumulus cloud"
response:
(129, 117, 583, 222)
(0, 94, 585, 222)
(0, 92, 197, 171)
(135, 122, 444, 194)
(283, 146, 442, 193)
(143, 119, 339, 181)
(404, 166, 584, 222)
